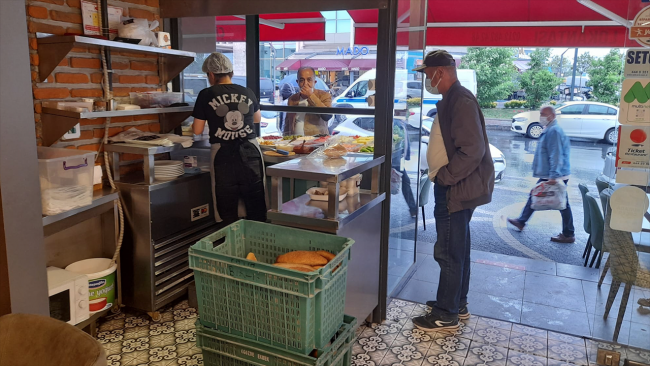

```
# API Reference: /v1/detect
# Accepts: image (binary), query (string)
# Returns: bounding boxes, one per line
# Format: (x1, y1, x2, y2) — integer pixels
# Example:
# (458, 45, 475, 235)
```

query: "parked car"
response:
(333, 115, 506, 182)
(511, 101, 619, 143)
(260, 102, 281, 136)
(232, 76, 274, 101)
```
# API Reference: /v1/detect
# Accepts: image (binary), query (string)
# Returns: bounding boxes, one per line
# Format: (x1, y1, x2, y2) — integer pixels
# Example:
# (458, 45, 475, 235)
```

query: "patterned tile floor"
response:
(95, 298, 650, 366)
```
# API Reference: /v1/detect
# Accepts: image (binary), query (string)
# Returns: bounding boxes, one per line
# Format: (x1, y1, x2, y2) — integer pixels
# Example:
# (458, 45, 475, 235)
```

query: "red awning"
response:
(276, 59, 301, 71)
(216, 12, 325, 42)
(350, 1, 647, 47)
(348, 59, 376, 70)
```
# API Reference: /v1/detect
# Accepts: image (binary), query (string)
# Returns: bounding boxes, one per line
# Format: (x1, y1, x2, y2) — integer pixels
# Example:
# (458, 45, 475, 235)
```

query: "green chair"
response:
(585, 193, 604, 268)
(602, 197, 650, 342)
(419, 170, 432, 230)
(595, 175, 611, 195)
(578, 184, 592, 262)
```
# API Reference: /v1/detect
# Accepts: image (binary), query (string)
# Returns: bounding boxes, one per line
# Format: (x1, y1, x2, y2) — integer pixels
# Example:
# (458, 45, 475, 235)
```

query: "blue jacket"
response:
(532, 120, 571, 179)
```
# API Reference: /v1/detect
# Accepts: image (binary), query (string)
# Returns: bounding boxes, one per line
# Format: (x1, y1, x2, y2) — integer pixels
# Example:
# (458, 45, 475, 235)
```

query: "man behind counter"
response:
(283, 67, 332, 136)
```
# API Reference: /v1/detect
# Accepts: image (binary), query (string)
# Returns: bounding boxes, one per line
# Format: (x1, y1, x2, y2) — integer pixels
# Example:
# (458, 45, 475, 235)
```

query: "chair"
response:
(419, 169, 432, 230)
(0, 313, 107, 366)
(578, 184, 593, 263)
(597, 188, 613, 288)
(596, 175, 611, 195)
(602, 202, 650, 342)
(585, 193, 605, 268)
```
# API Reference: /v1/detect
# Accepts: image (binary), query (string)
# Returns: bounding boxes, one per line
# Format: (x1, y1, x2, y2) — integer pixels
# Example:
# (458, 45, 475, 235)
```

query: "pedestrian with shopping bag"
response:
(508, 106, 575, 243)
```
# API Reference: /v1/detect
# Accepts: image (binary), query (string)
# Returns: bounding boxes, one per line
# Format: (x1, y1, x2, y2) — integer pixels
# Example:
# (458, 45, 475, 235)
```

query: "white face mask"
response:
(426, 73, 442, 95)
(540, 115, 553, 126)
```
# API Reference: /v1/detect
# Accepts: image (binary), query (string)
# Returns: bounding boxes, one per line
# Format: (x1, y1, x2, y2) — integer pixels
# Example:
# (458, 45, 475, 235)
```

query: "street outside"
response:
(390, 127, 615, 267)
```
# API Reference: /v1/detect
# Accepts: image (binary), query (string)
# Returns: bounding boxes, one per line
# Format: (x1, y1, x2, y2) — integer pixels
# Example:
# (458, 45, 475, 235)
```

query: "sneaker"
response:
(425, 301, 471, 320)
(507, 218, 525, 231)
(551, 233, 575, 243)
(638, 298, 650, 307)
(413, 312, 459, 332)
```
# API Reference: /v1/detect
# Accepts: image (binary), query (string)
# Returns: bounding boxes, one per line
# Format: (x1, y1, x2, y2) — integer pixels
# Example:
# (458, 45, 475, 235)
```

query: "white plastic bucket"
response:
(66, 258, 117, 313)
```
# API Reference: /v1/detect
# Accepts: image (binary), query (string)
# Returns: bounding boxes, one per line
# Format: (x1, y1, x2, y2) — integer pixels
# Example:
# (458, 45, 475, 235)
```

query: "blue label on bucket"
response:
(89, 279, 106, 289)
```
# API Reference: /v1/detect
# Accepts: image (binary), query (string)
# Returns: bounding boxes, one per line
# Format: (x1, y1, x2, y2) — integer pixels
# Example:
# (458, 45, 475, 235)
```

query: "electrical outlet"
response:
(597, 349, 621, 366)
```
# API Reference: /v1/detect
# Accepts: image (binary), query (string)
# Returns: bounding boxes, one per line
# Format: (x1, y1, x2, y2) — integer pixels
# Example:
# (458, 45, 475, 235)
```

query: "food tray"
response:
(198, 315, 356, 366)
(307, 187, 347, 202)
(189, 220, 354, 354)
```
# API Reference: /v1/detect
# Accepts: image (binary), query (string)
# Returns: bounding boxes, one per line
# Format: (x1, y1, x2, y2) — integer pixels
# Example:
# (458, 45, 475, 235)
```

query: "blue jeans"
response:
(517, 179, 574, 237)
(433, 183, 474, 318)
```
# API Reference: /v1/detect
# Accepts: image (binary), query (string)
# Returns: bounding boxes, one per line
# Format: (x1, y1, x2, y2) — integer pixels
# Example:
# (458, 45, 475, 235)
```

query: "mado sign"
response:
(336, 46, 369, 56)
(625, 49, 650, 79)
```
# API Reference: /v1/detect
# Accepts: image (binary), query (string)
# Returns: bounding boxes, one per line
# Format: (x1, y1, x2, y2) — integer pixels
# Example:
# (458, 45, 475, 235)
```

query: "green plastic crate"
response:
(189, 220, 354, 355)
(198, 315, 357, 366)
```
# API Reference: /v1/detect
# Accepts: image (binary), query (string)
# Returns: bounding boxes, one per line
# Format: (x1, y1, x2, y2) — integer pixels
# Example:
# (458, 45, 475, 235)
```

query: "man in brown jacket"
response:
(412, 50, 494, 332)
(283, 67, 332, 136)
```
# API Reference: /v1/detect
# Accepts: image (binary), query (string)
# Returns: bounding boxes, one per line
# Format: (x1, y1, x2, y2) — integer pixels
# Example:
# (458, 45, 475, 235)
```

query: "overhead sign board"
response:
(619, 79, 650, 125)
(625, 49, 650, 78)
(630, 6, 650, 47)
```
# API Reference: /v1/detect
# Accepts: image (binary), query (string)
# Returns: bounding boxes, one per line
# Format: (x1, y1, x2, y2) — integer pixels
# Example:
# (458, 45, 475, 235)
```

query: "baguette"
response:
(276, 251, 328, 266)
(316, 250, 336, 262)
(274, 263, 316, 272)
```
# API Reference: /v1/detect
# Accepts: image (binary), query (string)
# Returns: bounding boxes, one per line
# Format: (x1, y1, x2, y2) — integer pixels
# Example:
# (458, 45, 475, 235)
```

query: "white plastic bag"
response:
(530, 180, 567, 211)
(118, 18, 159, 47)
(390, 168, 402, 195)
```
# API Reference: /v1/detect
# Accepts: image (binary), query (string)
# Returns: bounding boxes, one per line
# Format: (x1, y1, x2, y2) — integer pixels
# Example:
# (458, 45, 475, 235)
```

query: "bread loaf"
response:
(276, 251, 328, 266)
(316, 250, 335, 261)
(274, 263, 316, 272)
(246, 252, 257, 261)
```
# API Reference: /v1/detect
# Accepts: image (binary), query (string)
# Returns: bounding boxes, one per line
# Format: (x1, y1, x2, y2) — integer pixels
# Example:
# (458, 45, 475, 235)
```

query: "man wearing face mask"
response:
(507, 106, 575, 243)
(283, 67, 332, 136)
(411, 50, 495, 332)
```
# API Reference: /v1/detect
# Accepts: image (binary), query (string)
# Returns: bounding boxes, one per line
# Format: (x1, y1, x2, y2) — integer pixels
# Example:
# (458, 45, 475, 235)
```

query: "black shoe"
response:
(425, 301, 471, 320)
(413, 312, 459, 332)
(507, 218, 525, 231)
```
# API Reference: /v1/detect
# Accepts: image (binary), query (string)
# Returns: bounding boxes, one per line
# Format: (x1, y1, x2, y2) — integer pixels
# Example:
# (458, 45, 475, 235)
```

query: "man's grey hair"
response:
(297, 66, 316, 78)
(541, 105, 556, 115)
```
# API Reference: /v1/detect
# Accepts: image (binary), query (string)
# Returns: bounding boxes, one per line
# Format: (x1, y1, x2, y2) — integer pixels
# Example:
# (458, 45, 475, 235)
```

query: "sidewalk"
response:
(485, 118, 511, 131)
(391, 243, 650, 350)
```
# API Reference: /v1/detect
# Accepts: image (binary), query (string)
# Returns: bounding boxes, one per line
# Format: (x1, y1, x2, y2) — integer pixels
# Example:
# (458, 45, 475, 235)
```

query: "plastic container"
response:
(189, 220, 354, 355)
(129, 91, 182, 108)
(198, 315, 356, 366)
(65, 258, 117, 313)
(37, 147, 96, 216)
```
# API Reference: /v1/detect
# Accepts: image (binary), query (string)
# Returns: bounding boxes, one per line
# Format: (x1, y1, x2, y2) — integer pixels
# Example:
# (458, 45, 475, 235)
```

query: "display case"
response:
(266, 154, 385, 322)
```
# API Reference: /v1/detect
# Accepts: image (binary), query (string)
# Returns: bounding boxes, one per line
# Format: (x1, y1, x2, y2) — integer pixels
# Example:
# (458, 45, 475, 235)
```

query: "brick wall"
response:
(27, 0, 163, 175)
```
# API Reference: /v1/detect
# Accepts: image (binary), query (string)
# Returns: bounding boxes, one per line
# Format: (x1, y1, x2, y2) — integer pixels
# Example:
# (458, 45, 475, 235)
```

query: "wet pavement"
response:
(389, 129, 616, 267)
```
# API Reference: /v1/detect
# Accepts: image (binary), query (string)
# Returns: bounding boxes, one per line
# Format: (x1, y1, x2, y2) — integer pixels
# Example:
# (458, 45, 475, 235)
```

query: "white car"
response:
(511, 101, 619, 143)
(334, 115, 506, 182)
(259, 103, 281, 137)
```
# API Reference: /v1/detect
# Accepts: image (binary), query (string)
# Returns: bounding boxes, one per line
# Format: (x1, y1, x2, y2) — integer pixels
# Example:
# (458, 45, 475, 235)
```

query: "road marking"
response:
(492, 207, 551, 262)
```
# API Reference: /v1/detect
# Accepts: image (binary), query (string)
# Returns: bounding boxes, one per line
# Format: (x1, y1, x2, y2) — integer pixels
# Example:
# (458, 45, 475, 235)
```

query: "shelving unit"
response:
(41, 106, 193, 147)
(36, 34, 196, 84)
(104, 143, 186, 185)
(43, 188, 122, 335)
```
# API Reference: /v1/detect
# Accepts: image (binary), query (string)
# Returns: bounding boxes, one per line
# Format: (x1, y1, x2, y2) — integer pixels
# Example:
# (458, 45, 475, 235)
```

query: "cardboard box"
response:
(81, 0, 123, 40)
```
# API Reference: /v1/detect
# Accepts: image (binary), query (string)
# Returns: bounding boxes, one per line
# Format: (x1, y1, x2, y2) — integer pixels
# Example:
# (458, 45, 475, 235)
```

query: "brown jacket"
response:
(283, 89, 332, 136)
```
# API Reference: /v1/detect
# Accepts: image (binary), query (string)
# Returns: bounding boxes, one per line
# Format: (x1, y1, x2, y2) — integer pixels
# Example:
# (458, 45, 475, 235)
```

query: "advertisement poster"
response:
(625, 49, 650, 79)
(616, 125, 650, 168)
(630, 6, 650, 47)
(618, 79, 650, 125)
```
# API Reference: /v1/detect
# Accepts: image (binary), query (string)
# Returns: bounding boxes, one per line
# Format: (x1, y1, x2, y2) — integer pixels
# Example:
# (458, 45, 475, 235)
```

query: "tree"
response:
(574, 52, 594, 87)
(519, 48, 562, 109)
(460, 47, 517, 108)
(587, 49, 624, 105)
(549, 55, 573, 77)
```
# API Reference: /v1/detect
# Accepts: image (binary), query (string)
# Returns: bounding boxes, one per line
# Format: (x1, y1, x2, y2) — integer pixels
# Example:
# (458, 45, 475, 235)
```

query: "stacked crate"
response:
(189, 220, 356, 365)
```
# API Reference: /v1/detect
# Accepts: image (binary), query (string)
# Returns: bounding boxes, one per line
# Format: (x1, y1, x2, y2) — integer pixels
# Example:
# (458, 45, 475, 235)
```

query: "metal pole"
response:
(570, 48, 578, 101)
(372, 0, 398, 324)
(246, 15, 261, 135)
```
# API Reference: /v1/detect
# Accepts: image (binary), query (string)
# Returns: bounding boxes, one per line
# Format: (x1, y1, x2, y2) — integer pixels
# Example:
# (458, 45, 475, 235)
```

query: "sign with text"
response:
(619, 79, 650, 125)
(630, 6, 650, 47)
(616, 125, 650, 168)
(625, 49, 650, 78)
(336, 46, 369, 56)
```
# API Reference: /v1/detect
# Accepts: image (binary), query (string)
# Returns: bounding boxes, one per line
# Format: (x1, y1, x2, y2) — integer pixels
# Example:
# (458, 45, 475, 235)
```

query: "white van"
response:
(333, 69, 477, 119)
